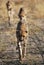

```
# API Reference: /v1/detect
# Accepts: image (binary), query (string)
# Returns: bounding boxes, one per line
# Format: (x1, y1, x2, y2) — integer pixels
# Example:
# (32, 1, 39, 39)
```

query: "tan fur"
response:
(20, 23, 28, 37)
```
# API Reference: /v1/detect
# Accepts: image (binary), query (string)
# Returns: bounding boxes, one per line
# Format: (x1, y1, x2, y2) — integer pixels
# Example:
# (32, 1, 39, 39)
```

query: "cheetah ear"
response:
(18, 8, 23, 16)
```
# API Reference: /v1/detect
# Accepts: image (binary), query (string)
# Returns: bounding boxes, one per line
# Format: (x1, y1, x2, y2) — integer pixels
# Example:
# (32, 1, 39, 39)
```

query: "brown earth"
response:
(0, 0, 44, 65)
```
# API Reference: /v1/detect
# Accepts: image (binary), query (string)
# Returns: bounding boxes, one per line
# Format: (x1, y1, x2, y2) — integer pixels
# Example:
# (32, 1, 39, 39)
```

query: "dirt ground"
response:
(0, 0, 44, 65)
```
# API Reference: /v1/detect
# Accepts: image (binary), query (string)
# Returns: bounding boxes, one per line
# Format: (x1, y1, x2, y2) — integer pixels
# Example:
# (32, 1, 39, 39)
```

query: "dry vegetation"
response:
(0, 0, 44, 65)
